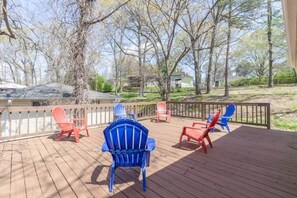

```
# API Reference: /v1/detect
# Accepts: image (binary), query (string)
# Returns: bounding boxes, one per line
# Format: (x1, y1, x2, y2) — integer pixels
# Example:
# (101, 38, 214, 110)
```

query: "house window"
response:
(32, 101, 49, 106)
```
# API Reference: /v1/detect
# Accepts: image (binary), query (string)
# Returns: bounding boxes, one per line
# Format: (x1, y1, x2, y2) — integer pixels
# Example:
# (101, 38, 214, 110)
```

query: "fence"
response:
(0, 102, 157, 139)
(0, 101, 270, 140)
(167, 102, 270, 129)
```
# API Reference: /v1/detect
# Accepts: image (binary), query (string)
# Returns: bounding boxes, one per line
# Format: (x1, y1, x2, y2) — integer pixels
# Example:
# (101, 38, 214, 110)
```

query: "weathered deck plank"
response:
(0, 118, 297, 198)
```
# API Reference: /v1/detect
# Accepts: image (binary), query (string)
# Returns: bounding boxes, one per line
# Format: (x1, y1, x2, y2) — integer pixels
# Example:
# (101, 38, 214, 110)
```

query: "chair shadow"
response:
(150, 118, 169, 123)
(86, 165, 141, 186)
(172, 140, 201, 151)
(47, 133, 88, 142)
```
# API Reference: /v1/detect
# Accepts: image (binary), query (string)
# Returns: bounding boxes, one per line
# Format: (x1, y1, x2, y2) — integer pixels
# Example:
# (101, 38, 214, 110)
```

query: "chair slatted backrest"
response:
(222, 104, 236, 123)
(114, 103, 127, 119)
(103, 119, 149, 167)
(201, 109, 221, 139)
(157, 102, 167, 113)
(52, 106, 73, 131)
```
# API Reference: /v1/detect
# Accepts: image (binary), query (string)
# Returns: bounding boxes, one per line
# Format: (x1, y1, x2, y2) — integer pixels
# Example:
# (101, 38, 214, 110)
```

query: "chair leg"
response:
(86, 128, 89, 137)
(146, 152, 151, 167)
(166, 116, 171, 122)
(205, 135, 213, 148)
(225, 124, 231, 133)
(211, 127, 215, 133)
(109, 164, 116, 192)
(74, 129, 80, 143)
(141, 166, 146, 192)
(178, 133, 184, 147)
(56, 131, 64, 141)
(200, 140, 207, 154)
(68, 132, 73, 138)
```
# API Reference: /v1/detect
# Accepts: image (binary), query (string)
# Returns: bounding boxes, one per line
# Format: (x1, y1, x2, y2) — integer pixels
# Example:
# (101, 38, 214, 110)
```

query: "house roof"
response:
(0, 81, 27, 89)
(0, 83, 117, 100)
(171, 71, 193, 78)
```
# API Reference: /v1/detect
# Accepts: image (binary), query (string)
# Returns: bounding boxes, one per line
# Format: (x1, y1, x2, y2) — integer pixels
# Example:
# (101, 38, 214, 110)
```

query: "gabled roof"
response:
(0, 83, 117, 100)
(171, 71, 193, 78)
(0, 81, 27, 89)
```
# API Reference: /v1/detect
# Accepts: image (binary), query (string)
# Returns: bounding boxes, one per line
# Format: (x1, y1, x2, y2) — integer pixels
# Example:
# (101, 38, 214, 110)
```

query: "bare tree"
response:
(66, 0, 130, 104)
(142, 0, 190, 100)
(0, 0, 15, 38)
(267, 0, 273, 87)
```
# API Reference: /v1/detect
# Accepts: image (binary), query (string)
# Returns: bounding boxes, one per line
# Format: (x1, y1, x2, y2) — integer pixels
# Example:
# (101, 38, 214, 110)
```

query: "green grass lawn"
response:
(119, 85, 297, 131)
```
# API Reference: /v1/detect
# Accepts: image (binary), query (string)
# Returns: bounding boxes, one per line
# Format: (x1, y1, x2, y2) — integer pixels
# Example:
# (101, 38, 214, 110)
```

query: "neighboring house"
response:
(170, 72, 194, 88)
(127, 70, 194, 88)
(0, 80, 27, 91)
(0, 83, 118, 107)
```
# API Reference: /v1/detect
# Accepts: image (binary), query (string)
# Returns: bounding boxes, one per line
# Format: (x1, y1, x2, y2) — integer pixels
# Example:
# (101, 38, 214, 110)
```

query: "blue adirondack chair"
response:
(207, 104, 236, 133)
(114, 103, 136, 121)
(101, 119, 155, 192)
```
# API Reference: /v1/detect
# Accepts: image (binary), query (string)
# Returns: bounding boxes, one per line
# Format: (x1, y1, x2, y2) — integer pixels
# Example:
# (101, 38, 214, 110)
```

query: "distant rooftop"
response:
(0, 83, 117, 100)
(0, 81, 27, 89)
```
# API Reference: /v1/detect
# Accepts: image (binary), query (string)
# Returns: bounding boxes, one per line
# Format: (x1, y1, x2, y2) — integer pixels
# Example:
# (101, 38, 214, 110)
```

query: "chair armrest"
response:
(101, 141, 109, 152)
(220, 115, 232, 123)
(166, 110, 171, 115)
(192, 122, 208, 127)
(183, 126, 203, 131)
(71, 118, 87, 125)
(127, 113, 136, 120)
(146, 138, 155, 151)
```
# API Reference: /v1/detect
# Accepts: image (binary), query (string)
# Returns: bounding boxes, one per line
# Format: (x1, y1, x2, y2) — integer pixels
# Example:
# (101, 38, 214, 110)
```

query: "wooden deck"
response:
(0, 118, 297, 198)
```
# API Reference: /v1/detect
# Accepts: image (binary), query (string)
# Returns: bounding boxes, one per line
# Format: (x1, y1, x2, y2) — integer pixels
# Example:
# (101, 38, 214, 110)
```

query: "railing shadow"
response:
(107, 125, 297, 197)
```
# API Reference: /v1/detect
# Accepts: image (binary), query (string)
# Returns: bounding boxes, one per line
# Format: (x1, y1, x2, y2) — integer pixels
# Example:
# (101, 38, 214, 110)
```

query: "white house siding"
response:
(1, 110, 114, 137)
(181, 82, 193, 88)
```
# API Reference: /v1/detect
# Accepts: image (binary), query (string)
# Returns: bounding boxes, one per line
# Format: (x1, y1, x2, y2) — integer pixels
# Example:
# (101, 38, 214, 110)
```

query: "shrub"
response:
(229, 71, 297, 87)
(103, 83, 113, 92)
(89, 75, 105, 92)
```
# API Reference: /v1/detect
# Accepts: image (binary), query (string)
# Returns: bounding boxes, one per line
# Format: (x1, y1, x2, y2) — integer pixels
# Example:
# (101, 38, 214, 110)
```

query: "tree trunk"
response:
(113, 40, 119, 95)
(267, 0, 273, 88)
(73, 28, 87, 104)
(206, 23, 217, 94)
(192, 41, 202, 95)
(293, 68, 297, 84)
(72, 5, 88, 105)
(224, 0, 232, 97)
(138, 26, 144, 97)
(166, 78, 171, 101)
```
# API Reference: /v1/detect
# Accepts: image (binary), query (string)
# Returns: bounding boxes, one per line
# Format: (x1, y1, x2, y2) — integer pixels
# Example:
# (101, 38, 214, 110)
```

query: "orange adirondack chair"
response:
(156, 102, 171, 122)
(179, 109, 221, 154)
(51, 106, 89, 143)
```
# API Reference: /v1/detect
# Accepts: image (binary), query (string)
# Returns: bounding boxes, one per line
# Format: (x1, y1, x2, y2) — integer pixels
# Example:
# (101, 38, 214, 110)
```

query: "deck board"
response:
(0, 117, 297, 198)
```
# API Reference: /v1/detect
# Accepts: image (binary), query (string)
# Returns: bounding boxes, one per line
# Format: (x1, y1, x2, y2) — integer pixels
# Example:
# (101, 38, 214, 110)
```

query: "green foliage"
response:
(273, 71, 297, 84)
(230, 71, 297, 87)
(121, 93, 140, 99)
(273, 118, 297, 131)
(122, 86, 140, 92)
(103, 83, 113, 92)
(89, 75, 113, 92)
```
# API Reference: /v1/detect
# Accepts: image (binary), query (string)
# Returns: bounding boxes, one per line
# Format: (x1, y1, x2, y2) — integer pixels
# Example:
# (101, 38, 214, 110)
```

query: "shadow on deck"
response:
(0, 118, 297, 198)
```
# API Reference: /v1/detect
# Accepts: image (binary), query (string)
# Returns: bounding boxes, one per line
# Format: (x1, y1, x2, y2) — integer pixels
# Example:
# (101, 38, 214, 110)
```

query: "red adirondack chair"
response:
(156, 102, 171, 122)
(51, 106, 89, 143)
(179, 109, 221, 154)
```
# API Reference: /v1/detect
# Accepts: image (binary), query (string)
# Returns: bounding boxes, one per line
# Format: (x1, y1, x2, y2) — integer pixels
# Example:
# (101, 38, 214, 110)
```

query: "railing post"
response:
(201, 102, 205, 121)
(84, 105, 88, 125)
(135, 104, 138, 119)
(267, 103, 271, 129)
